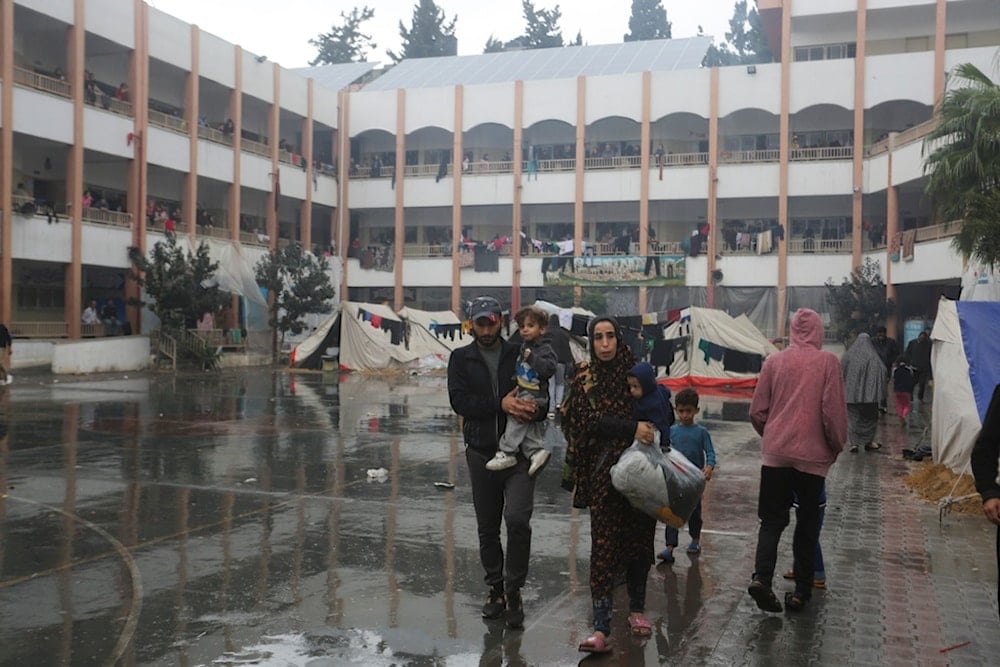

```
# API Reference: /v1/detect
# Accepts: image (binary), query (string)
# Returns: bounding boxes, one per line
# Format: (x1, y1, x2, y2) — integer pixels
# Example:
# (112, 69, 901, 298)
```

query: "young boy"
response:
(486, 306, 558, 476)
(892, 355, 917, 426)
(627, 361, 674, 447)
(660, 388, 716, 563)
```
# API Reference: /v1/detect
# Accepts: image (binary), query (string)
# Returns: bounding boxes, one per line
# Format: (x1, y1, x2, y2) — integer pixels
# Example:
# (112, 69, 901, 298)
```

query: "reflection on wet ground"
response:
(0, 371, 997, 666)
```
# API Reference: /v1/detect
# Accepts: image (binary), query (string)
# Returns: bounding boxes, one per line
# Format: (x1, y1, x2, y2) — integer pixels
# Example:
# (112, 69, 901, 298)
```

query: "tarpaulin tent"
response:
(658, 307, 778, 389)
(397, 307, 471, 353)
(931, 298, 1000, 472)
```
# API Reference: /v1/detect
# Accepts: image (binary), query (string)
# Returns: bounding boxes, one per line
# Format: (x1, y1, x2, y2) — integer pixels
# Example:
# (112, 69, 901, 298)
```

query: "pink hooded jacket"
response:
(750, 308, 848, 477)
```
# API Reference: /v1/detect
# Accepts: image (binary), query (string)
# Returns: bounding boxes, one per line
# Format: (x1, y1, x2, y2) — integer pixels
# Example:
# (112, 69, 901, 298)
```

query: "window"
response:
(793, 42, 857, 62)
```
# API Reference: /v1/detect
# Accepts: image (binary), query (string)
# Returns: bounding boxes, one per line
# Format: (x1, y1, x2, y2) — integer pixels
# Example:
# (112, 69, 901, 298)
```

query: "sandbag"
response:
(610, 441, 706, 528)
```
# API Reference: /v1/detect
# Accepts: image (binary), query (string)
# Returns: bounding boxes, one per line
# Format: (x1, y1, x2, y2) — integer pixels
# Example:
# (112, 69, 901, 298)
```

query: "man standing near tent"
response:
(872, 326, 899, 413)
(971, 384, 1000, 620)
(447, 296, 541, 630)
(906, 329, 933, 402)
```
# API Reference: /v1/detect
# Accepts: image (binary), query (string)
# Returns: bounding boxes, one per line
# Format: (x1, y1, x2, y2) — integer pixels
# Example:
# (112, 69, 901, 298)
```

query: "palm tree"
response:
(923, 62, 1000, 267)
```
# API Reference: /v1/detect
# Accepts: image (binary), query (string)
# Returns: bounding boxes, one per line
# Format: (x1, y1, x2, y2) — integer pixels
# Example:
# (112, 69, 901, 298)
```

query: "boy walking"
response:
(659, 388, 715, 562)
(486, 306, 557, 476)
(892, 355, 917, 426)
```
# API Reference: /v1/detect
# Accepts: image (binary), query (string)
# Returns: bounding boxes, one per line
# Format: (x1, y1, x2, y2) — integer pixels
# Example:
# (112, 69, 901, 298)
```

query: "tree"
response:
(702, 0, 773, 67)
(825, 258, 894, 345)
(624, 0, 671, 42)
(127, 237, 230, 332)
(482, 1, 578, 53)
(923, 62, 1000, 267)
(255, 244, 336, 359)
(388, 0, 457, 63)
(309, 6, 377, 65)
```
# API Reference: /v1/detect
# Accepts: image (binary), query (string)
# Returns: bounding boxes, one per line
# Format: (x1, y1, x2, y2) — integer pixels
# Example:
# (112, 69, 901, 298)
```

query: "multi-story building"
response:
(2, 0, 997, 344)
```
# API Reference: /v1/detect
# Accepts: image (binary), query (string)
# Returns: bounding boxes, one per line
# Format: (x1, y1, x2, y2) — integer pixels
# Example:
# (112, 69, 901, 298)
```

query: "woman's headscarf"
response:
(564, 317, 637, 439)
(842, 332, 887, 404)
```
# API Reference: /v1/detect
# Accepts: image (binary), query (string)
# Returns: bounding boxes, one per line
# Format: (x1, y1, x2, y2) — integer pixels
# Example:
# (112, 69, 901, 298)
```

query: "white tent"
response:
(659, 307, 778, 389)
(397, 306, 471, 353)
(931, 298, 1000, 472)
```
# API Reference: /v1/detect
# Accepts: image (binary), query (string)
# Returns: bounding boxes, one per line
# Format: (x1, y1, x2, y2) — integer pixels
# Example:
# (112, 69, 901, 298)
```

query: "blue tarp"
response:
(957, 301, 1000, 422)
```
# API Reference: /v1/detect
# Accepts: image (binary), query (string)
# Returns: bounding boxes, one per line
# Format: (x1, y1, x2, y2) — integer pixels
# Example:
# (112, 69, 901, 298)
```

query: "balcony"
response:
(719, 149, 780, 163)
(866, 119, 936, 156)
(914, 220, 961, 243)
(787, 237, 852, 254)
(82, 207, 131, 227)
(149, 109, 188, 134)
(13, 66, 71, 98)
(197, 125, 233, 146)
(241, 137, 270, 158)
(790, 146, 853, 161)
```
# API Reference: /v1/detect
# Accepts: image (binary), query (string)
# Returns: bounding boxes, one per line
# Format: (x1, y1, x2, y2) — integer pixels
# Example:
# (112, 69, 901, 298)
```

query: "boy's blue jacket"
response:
(629, 362, 674, 445)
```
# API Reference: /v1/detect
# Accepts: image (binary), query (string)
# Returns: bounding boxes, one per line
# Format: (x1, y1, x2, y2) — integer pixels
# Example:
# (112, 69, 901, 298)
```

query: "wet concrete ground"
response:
(0, 370, 997, 666)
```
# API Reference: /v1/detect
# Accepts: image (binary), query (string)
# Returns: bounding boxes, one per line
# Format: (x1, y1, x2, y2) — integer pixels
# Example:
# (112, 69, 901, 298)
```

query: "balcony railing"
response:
(239, 230, 271, 247)
(914, 220, 961, 242)
(149, 108, 188, 133)
(656, 152, 709, 166)
(82, 207, 131, 227)
(13, 66, 71, 98)
(719, 149, 780, 163)
(242, 138, 270, 158)
(790, 146, 853, 161)
(584, 155, 643, 170)
(787, 237, 853, 254)
(197, 125, 233, 146)
(9, 321, 70, 338)
(895, 119, 937, 147)
(104, 96, 133, 117)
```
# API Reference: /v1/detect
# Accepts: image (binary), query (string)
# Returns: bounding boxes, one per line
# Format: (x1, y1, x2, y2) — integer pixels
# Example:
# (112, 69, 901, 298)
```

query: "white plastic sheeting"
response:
(397, 307, 471, 353)
(930, 299, 979, 472)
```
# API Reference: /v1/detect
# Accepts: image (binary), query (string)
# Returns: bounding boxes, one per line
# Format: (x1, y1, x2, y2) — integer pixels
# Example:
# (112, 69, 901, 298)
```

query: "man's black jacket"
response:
(448, 337, 541, 455)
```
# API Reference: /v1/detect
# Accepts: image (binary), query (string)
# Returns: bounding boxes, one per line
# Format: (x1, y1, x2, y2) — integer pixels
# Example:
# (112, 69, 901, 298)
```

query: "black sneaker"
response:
(747, 578, 783, 613)
(482, 585, 506, 619)
(505, 589, 524, 629)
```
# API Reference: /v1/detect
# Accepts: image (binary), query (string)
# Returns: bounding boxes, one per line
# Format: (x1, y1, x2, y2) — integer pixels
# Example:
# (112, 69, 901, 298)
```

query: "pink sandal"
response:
(627, 613, 653, 637)
(578, 633, 613, 654)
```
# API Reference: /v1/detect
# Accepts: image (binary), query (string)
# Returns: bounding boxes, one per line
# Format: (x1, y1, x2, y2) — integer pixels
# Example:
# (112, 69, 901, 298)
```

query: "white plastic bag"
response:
(610, 439, 706, 527)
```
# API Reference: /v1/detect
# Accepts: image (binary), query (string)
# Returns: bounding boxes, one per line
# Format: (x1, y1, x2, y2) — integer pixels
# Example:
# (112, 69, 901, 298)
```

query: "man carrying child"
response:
(486, 306, 557, 476)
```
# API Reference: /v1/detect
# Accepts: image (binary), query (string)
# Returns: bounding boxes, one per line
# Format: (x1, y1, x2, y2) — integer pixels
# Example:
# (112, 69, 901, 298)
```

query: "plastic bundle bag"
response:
(610, 439, 706, 528)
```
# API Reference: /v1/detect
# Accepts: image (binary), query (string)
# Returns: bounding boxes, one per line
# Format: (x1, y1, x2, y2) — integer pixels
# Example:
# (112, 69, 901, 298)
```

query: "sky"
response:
(148, 0, 735, 68)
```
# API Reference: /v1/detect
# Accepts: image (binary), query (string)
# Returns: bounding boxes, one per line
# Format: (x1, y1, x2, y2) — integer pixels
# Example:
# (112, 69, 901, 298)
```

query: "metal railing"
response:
(197, 125, 233, 146)
(404, 163, 453, 178)
(536, 158, 576, 172)
(242, 138, 270, 157)
(82, 207, 132, 227)
(790, 146, 853, 161)
(239, 230, 271, 246)
(13, 66, 71, 98)
(149, 108, 188, 133)
(719, 149, 780, 163)
(584, 155, 643, 170)
(655, 152, 709, 166)
(402, 244, 453, 257)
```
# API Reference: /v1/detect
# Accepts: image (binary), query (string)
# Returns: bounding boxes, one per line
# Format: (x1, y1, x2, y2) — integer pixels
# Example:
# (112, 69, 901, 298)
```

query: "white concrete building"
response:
(1, 0, 997, 342)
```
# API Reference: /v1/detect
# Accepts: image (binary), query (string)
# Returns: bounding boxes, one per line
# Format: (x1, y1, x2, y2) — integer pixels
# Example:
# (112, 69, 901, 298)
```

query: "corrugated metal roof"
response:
(294, 62, 379, 90)
(361, 37, 711, 91)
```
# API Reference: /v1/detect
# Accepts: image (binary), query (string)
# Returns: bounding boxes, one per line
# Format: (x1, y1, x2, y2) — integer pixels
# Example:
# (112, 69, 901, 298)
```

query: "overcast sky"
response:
(149, 0, 735, 68)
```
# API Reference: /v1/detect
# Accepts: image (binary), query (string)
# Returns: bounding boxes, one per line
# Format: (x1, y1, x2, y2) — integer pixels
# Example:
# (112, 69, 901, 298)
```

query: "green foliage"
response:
(388, 0, 457, 63)
(579, 290, 607, 315)
(127, 237, 230, 332)
(923, 62, 1000, 267)
(483, 0, 574, 53)
(255, 244, 336, 357)
(702, 0, 772, 67)
(309, 6, 377, 65)
(624, 0, 671, 42)
(824, 258, 894, 344)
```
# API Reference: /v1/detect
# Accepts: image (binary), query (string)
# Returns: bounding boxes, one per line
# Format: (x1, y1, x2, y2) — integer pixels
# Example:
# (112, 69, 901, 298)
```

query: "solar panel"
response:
(361, 37, 712, 91)
(294, 62, 380, 91)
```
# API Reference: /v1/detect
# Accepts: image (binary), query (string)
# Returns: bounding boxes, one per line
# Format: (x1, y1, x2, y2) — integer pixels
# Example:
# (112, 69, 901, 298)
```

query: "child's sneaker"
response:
(658, 546, 675, 563)
(486, 451, 517, 471)
(528, 449, 550, 476)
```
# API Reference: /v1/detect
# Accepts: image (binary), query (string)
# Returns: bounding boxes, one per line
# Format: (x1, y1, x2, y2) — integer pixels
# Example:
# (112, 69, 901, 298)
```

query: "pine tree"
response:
(624, 0, 671, 42)
(309, 6, 377, 65)
(702, 0, 772, 67)
(482, 1, 578, 53)
(255, 244, 336, 359)
(388, 0, 458, 63)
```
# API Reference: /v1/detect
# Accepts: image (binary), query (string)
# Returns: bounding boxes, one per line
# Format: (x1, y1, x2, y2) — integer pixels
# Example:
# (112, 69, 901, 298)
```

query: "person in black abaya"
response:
(971, 383, 1000, 620)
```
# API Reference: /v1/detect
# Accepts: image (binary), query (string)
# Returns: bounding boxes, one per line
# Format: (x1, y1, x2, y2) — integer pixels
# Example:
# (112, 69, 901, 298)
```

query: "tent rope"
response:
(938, 459, 979, 523)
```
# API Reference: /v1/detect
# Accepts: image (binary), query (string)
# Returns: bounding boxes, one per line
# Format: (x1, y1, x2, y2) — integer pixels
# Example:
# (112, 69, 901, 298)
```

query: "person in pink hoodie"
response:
(747, 308, 847, 613)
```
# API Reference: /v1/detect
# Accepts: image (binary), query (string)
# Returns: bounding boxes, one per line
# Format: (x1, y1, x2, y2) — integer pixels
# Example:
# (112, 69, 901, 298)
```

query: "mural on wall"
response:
(542, 254, 686, 287)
